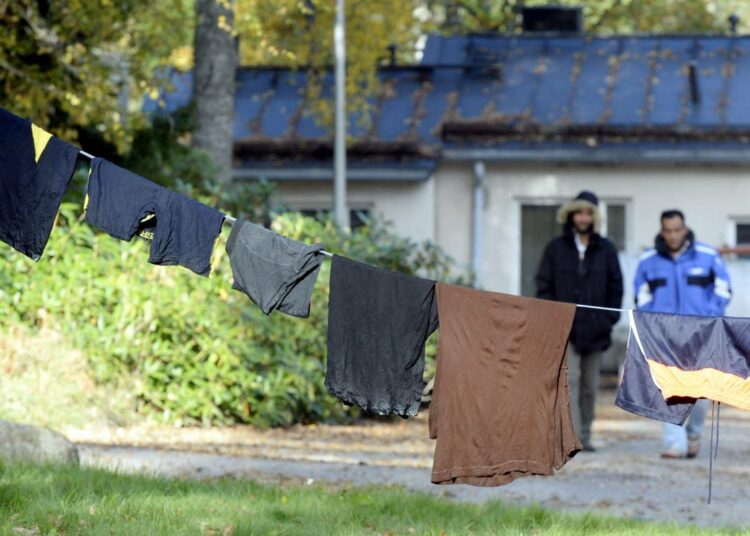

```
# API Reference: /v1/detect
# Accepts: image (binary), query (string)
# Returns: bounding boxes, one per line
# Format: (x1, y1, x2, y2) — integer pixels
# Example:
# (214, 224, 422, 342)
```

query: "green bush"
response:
(0, 203, 460, 427)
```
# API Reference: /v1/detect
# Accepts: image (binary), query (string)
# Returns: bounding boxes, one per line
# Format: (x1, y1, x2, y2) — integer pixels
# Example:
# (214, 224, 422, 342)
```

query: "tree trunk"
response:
(193, 0, 237, 183)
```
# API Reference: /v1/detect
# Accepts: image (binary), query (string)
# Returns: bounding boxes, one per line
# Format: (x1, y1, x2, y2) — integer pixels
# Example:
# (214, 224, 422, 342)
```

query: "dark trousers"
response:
(567, 343, 602, 447)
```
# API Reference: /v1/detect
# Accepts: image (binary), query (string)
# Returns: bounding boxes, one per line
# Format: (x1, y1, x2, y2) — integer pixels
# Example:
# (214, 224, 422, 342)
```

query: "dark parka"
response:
(535, 225, 624, 354)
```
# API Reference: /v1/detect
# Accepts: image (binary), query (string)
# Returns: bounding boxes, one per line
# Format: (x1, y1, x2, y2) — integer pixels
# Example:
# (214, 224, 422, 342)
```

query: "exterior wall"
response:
(273, 179, 436, 244)
(433, 162, 474, 274)
(265, 164, 750, 319)
(433, 162, 750, 316)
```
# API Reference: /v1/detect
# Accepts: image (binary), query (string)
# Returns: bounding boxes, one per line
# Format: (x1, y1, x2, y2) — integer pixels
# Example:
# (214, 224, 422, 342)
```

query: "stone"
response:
(0, 419, 79, 465)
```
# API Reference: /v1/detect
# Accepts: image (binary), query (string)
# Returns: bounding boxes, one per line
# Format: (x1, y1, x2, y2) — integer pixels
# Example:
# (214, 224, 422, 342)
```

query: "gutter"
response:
(232, 166, 433, 182)
(443, 147, 750, 165)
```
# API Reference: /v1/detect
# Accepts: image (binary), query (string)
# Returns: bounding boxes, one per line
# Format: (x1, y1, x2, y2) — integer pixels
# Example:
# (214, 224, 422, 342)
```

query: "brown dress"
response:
(430, 283, 580, 486)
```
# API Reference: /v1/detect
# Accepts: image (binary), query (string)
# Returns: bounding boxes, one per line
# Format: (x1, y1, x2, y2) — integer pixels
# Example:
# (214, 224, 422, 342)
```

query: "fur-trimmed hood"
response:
(556, 198, 602, 233)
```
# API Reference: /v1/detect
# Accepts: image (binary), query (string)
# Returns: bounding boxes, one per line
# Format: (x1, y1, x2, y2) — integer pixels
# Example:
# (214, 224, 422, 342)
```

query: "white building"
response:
(150, 10, 750, 325)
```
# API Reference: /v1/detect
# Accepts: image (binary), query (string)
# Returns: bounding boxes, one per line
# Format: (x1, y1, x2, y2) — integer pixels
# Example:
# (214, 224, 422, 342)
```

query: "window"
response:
(605, 204, 626, 252)
(519, 199, 628, 297)
(520, 204, 561, 297)
(737, 223, 750, 245)
(297, 208, 370, 230)
(732, 221, 750, 259)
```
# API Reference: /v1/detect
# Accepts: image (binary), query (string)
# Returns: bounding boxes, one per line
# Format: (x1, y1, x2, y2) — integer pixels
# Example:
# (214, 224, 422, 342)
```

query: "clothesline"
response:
(77, 152, 649, 295)
(78, 150, 333, 257)
(5, 107, 740, 504)
(575, 304, 631, 313)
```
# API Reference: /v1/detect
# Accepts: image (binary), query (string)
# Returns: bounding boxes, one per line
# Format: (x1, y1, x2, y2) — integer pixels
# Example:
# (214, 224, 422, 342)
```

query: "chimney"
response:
(728, 14, 740, 35)
(688, 61, 701, 105)
(521, 5, 583, 34)
(387, 43, 398, 67)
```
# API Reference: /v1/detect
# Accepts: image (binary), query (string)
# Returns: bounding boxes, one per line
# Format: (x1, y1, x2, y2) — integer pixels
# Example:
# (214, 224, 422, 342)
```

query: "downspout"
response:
(472, 160, 485, 288)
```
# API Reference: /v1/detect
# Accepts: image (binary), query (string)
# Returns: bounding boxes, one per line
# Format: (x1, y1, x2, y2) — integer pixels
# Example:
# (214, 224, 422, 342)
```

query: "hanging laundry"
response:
(430, 283, 580, 487)
(616, 310, 750, 424)
(0, 107, 79, 260)
(226, 219, 324, 317)
(325, 255, 438, 417)
(85, 158, 224, 277)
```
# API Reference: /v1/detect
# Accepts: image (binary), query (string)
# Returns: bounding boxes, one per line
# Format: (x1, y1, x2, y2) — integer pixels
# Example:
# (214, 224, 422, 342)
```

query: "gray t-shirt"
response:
(226, 219, 324, 317)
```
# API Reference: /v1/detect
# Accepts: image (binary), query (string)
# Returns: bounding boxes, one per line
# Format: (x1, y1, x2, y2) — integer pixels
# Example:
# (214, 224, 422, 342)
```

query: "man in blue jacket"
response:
(634, 209, 732, 458)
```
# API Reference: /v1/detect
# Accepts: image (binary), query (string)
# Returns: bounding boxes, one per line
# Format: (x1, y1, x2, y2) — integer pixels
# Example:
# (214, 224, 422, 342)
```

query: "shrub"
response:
(0, 203, 460, 427)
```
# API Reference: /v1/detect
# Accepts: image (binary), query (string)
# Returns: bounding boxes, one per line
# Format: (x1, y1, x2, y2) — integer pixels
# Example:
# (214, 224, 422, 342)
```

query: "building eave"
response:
(232, 161, 436, 182)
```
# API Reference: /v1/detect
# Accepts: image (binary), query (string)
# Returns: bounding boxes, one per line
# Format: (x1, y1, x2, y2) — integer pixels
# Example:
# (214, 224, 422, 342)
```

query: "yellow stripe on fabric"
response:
(646, 358, 750, 411)
(83, 167, 92, 214)
(208, 228, 225, 276)
(31, 124, 53, 163)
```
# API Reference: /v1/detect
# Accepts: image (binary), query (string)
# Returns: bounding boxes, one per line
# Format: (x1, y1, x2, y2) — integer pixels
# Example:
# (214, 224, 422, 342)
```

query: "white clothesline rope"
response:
(78, 150, 333, 257)
(575, 304, 631, 313)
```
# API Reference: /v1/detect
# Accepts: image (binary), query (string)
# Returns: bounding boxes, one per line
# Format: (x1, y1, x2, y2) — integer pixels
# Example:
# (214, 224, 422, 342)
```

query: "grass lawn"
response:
(0, 462, 740, 535)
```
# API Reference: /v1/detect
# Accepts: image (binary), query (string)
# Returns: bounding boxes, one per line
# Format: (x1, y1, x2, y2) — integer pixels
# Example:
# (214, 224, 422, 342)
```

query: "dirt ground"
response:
(65, 389, 750, 529)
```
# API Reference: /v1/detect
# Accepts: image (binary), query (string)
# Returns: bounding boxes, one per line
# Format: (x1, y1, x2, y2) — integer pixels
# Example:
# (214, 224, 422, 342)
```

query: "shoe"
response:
(581, 443, 597, 452)
(660, 450, 687, 459)
(687, 435, 701, 459)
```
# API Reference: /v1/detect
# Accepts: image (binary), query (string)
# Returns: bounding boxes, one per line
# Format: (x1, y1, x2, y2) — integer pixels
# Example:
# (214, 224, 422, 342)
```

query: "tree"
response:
(0, 0, 193, 149)
(193, 0, 237, 183)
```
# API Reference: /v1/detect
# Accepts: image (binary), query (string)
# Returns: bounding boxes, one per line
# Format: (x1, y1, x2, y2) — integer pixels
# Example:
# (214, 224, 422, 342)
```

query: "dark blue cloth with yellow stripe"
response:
(0, 107, 79, 260)
(616, 310, 750, 424)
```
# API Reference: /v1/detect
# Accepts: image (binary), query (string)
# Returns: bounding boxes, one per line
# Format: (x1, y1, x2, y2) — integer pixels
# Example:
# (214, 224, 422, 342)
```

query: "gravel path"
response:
(67, 390, 750, 529)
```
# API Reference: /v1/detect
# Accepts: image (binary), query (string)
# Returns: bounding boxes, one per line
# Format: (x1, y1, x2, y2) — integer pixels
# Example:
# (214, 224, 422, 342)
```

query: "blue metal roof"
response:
(422, 35, 750, 129)
(144, 33, 750, 164)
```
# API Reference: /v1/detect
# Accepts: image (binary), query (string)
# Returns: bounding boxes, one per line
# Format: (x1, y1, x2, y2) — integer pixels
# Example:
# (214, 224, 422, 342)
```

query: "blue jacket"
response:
(634, 231, 731, 316)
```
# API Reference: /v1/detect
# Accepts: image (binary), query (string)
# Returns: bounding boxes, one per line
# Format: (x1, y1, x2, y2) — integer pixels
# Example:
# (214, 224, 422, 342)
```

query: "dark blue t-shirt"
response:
(85, 158, 225, 277)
